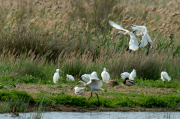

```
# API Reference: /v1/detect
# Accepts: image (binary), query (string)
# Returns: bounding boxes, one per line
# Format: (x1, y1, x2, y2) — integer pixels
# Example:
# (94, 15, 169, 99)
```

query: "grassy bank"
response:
(0, 0, 180, 113)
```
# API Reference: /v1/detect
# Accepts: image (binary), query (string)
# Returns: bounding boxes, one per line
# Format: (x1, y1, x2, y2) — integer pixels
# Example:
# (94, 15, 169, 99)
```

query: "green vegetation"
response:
(0, 0, 180, 113)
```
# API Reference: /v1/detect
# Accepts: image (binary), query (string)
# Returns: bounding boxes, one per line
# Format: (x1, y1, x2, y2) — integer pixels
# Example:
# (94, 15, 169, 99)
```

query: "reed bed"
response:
(0, 0, 180, 114)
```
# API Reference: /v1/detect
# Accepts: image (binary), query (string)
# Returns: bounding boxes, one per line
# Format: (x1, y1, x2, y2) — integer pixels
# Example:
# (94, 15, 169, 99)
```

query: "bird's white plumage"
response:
(88, 75, 104, 91)
(53, 69, 60, 83)
(81, 71, 98, 82)
(74, 86, 86, 95)
(66, 74, 75, 81)
(121, 72, 130, 79)
(109, 20, 126, 30)
(161, 71, 171, 81)
(131, 25, 153, 47)
(91, 71, 98, 77)
(101, 68, 110, 83)
(129, 69, 136, 80)
(109, 20, 139, 51)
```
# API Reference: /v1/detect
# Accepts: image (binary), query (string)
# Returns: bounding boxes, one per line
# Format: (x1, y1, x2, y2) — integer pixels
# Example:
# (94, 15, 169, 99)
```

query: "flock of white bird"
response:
(52, 20, 171, 103)
(53, 67, 171, 103)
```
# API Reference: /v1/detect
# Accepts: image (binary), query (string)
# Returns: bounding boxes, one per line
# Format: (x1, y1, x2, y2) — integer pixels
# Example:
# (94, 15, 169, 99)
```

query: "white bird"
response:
(101, 67, 110, 83)
(129, 69, 136, 80)
(131, 25, 153, 55)
(73, 86, 86, 95)
(53, 69, 60, 83)
(121, 72, 130, 79)
(161, 71, 171, 83)
(81, 71, 98, 82)
(109, 20, 139, 51)
(66, 74, 75, 81)
(72, 75, 104, 104)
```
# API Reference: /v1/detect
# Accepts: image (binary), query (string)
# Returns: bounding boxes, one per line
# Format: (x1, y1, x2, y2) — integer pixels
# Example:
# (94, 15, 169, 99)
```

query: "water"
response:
(0, 111, 179, 119)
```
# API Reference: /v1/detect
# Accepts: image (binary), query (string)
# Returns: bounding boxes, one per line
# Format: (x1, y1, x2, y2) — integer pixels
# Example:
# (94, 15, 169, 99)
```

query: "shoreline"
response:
(16, 104, 179, 113)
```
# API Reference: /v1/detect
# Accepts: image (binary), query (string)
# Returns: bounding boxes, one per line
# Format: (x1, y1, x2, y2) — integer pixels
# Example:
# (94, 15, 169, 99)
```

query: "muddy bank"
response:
(25, 104, 176, 113)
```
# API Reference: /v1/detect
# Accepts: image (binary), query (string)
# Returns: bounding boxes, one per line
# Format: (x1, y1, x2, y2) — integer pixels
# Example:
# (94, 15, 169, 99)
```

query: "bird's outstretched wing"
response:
(109, 20, 130, 32)
(131, 25, 153, 47)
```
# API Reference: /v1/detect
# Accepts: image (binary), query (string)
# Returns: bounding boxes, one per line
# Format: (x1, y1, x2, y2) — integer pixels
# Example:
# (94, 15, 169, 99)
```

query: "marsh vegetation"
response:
(0, 0, 180, 113)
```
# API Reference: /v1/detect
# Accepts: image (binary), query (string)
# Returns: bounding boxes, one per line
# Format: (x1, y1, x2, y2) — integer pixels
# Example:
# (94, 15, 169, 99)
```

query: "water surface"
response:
(0, 111, 179, 119)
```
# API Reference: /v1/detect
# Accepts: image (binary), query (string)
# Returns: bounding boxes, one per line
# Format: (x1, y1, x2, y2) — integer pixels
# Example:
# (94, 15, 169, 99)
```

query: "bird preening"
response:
(161, 71, 171, 83)
(109, 20, 153, 55)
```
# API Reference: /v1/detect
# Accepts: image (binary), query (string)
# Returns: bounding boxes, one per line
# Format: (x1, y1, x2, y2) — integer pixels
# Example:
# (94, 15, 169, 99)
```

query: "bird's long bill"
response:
(112, 33, 120, 39)
(70, 82, 80, 89)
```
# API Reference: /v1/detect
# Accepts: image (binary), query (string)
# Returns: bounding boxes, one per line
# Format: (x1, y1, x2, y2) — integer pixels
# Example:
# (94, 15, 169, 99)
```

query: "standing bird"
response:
(123, 78, 136, 87)
(108, 79, 119, 87)
(129, 69, 136, 80)
(121, 72, 130, 79)
(8, 106, 19, 117)
(81, 71, 98, 82)
(109, 20, 139, 52)
(71, 75, 104, 104)
(101, 67, 110, 83)
(161, 71, 171, 83)
(73, 86, 86, 95)
(131, 25, 153, 55)
(53, 69, 60, 83)
(66, 74, 75, 81)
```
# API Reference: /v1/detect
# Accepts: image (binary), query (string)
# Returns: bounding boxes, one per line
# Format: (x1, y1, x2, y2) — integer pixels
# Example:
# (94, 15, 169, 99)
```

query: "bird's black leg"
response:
(126, 46, 131, 53)
(94, 91, 99, 105)
(164, 81, 165, 84)
(146, 42, 151, 56)
(126, 46, 129, 51)
(113, 33, 120, 39)
(88, 91, 93, 100)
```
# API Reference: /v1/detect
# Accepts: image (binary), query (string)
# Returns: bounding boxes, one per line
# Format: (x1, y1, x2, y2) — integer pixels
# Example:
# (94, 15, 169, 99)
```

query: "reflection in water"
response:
(0, 111, 179, 119)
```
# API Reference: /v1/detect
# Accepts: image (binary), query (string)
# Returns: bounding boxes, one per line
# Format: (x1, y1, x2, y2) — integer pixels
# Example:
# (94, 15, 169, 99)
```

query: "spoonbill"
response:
(109, 20, 139, 52)
(131, 25, 153, 55)
(66, 74, 75, 81)
(161, 71, 171, 83)
(121, 72, 130, 79)
(81, 71, 98, 82)
(73, 86, 86, 95)
(129, 69, 136, 80)
(53, 69, 60, 83)
(123, 78, 136, 87)
(71, 75, 104, 104)
(101, 67, 110, 83)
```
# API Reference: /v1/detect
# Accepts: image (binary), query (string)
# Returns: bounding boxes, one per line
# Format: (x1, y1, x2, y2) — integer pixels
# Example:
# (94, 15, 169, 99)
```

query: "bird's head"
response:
(56, 69, 60, 72)
(125, 77, 129, 80)
(103, 67, 106, 71)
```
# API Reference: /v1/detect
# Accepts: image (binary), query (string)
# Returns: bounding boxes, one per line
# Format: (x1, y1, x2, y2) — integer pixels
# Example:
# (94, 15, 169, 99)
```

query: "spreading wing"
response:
(89, 79, 103, 89)
(109, 20, 130, 32)
(129, 32, 139, 51)
(131, 25, 145, 34)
